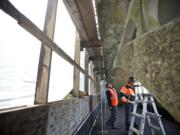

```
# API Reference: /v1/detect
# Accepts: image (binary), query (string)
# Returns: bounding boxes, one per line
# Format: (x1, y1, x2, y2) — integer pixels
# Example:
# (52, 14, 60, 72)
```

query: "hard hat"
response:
(128, 76, 135, 83)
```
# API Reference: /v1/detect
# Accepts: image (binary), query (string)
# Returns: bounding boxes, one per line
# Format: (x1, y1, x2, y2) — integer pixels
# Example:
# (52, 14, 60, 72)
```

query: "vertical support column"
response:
(84, 49, 89, 95)
(89, 61, 92, 95)
(35, 0, 58, 104)
(93, 75, 97, 94)
(73, 32, 80, 97)
(95, 75, 99, 94)
(89, 61, 94, 95)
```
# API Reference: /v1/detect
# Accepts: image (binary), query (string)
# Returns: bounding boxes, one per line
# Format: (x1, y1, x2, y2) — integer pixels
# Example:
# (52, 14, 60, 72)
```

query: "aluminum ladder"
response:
(128, 94, 166, 135)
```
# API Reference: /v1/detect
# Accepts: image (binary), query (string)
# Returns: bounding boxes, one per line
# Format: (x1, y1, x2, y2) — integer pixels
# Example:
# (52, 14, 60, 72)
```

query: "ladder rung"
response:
(146, 112, 161, 118)
(132, 113, 145, 118)
(135, 100, 144, 103)
(135, 100, 154, 104)
(142, 94, 152, 97)
(147, 101, 154, 103)
(149, 123, 161, 131)
(130, 127, 140, 135)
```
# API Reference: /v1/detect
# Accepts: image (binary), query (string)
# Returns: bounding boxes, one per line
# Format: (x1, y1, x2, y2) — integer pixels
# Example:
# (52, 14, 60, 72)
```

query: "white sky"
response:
(48, 0, 76, 101)
(0, 0, 77, 107)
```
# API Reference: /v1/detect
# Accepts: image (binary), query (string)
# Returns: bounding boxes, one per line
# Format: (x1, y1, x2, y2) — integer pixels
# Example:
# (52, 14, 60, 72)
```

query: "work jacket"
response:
(106, 88, 118, 106)
(120, 85, 135, 103)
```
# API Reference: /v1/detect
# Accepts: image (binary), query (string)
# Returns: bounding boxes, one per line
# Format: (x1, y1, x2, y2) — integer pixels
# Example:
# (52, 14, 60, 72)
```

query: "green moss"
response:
(126, 0, 146, 35)
(63, 93, 73, 100)
(128, 0, 141, 20)
(146, 16, 160, 31)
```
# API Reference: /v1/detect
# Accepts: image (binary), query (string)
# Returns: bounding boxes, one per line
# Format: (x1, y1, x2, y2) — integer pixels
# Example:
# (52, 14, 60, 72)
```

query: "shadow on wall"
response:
(153, 97, 180, 126)
(158, 0, 180, 25)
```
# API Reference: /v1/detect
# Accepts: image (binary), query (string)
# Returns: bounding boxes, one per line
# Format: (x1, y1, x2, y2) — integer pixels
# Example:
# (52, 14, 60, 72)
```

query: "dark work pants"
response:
(107, 106, 118, 128)
(125, 103, 133, 130)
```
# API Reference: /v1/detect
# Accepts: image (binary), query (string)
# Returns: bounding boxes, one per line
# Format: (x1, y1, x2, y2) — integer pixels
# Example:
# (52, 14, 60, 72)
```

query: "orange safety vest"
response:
(107, 88, 118, 106)
(120, 86, 135, 103)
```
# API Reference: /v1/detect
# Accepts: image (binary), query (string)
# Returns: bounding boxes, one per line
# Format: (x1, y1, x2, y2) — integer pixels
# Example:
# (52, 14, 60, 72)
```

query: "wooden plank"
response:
(89, 61, 95, 95)
(63, 0, 101, 63)
(81, 40, 101, 48)
(81, 40, 102, 46)
(34, 0, 58, 104)
(76, 0, 97, 40)
(94, 76, 99, 94)
(81, 44, 101, 48)
(73, 32, 80, 97)
(84, 50, 89, 95)
(75, 0, 101, 63)
(63, 0, 97, 40)
(0, 0, 95, 82)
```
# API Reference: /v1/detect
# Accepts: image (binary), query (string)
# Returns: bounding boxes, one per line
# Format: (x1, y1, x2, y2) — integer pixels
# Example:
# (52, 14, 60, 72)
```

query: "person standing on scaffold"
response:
(105, 82, 119, 129)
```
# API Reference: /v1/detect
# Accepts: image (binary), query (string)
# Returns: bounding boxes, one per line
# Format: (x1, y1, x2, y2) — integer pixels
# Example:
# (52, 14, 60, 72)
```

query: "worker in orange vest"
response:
(105, 82, 119, 129)
(119, 76, 137, 131)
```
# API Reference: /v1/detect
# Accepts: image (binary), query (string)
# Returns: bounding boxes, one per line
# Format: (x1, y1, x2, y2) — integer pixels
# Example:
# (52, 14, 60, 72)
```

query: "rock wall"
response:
(0, 96, 100, 135)
(120, 0, 160, 48)
(97, 0, 180, 123)
(0, 106, 48, 135)
(97, 0, 180, 80)
(97, 0, 130, 79)
(46, 97, 90, 135)
(113, 18, 180, 123)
